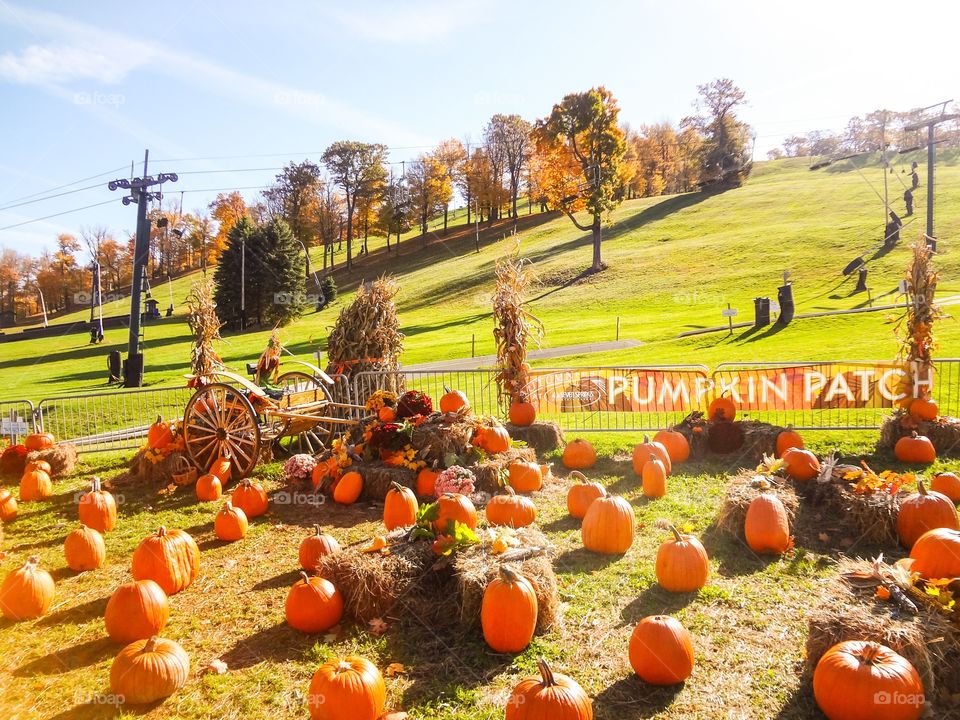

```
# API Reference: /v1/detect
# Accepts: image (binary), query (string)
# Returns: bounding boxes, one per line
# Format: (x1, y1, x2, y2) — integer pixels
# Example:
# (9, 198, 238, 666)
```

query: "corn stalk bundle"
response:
(326, 276, 404, 378)
(895, 237, 945, 398)
(493, 252, 543, 402)
(185, 277, 223, 381)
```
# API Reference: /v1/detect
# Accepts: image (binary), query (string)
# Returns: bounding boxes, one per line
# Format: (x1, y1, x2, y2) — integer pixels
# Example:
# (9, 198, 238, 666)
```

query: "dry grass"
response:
(714, 470, 799, 539)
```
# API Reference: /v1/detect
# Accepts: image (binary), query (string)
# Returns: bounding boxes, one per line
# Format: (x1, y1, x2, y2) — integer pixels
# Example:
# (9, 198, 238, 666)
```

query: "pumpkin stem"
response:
(157, 526, 167, 537)
(858, 642, 882, 666)
(390, 481, 407, 494)
(142, 636, 158, 653)
(499, 564, 523, 584)
(917, 479, 927, 496)
(443, 384, 452, 394)
(155, 415, 164, 424)
(26, 555, 40, 568)
(91, 476, 101, 493)
(667, 524, 685, 543)
(504, 486, 516, 496)
(569, 470, 587, 483)
(536, 658, 556, 687)
(299, 571, 310, 584)
(313, 524, 322, 536)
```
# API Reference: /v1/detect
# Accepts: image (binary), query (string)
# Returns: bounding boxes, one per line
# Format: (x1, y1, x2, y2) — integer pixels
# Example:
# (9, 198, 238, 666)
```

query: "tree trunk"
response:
(465, 189, 471, 225)
(591, 214, 603, 272)
(346, 203, 354, 272)
(443, 204, 449, 234)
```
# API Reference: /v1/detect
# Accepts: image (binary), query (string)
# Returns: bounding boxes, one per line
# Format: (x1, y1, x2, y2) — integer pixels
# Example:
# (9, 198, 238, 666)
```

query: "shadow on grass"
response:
(700, 524, 780, 577)
(48, 699, 166, 720)
(13, 636, 115, 677)
(619, 584, 700, 625)
(773, 681, 822, 720)
(219, 621, 322, 669)
(10, 534, 65, 553)
(252, 568, 302, 592)
(540, 514, 580, 533)
(36, 595, 109, 628)
(553, 546, 625, 574)
(593, 674, 684, 718)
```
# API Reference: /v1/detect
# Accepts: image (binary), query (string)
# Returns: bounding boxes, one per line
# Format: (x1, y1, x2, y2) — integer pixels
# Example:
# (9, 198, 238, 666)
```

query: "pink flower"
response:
(283, 453, 317, 482)
(434, 465, 476, 496)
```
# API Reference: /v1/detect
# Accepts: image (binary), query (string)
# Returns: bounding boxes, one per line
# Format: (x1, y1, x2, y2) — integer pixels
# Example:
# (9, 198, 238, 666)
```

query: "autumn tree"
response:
(321, 141, 388, 271)
(317, 184, 345, 270)
(54, 233, 82, 311)
(262, 161, 323, 249)
(376, 171, 411, 250)
(684, 78, 752, 186)
(485, 114, 532, 220)
(534, 86, 626, 271)
(432, 139, 466, 233)
(208, 191, 248, 264)
(405, 154, 452, 239)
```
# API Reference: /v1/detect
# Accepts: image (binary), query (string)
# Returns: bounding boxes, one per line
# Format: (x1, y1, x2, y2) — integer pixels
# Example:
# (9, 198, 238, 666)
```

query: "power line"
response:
(0, 199, 117, 232)
(0, 181, 109, 213)
(0, 165, 129, 207)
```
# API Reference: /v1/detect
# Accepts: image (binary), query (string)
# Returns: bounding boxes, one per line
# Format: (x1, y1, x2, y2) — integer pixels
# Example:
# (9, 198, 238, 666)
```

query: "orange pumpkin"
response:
(655, 524, 709, 592)
(632, 435, 671, 476)
(310, 462, 329, 490)
(233, 478, 269, 517)
(434, 492, 478, 533)
(781, 447, 820, 481)
(333, 471, 363, 504)
(0, 488, 18, 522)
(908, 397, 939, 421)
(582, 495, 635, 554)
(775, 427, 804, 457)
(894, 432, 937, 464)
(486, 487, 537, 528)
(508, 400, 536, 427)
(505, 659, 592, 720)
(415, 467, 439, 497)
(104, 579, 170, 644)
(477, 425, 511, 454)
(909, 527, 960, 579)
(481, 566, 538, 653)
(566, 471, 606, 519)
(24, 432, 55, 451)
(285, 572, 343, 634)
(308, 656, 385, 720)
(78, 477, 117, 532)
(110, 636, 190, 705)
(299, 525, 341, 572)
(629, 615, 695, 685)
(641, 455, 667, 498)
(131, 527, 200, 595)
(654, 429, 690, 464)
(378, 406, 396, 422)
(562, 439, 597, 470)
(195, 473, 222, 502)
(147, 416, 174, 450)
(0, 555, 55, 620)
(214, 500, 248, 541)
(439, 386, 470, 414)
(508, 460, 543, 493)
(64, 525, 106, 571)
(25, 459, 52, 475)
(896, 479, 958, 548)
(209, 453, 232, 482)
(744, 492, 791, 555)
(383, 482, 418, 530)
(708, 393, 736, 422)
(19, 468, 52, 502)
(931, 472, 960, 502)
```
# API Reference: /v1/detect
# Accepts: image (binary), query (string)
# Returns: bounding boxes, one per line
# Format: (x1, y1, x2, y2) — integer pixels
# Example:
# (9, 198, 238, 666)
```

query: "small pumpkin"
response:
(110, 636, 190, 704)
(894, 432, 937, 464)
(931, 472, 960, 502)
(632, 435, 671, 476)
(744, 492, 791, 555)
(566, 471, 606, 519)
(333, 470, 363, 504)
(481, 566, 538, 653)
(486, 487, 537, 528)
(78, 476, 117, 532)
(383, 482, 418, 530)
(641, 455, 667, 498)
(781, 447, 820, 481)
(708, 393, 736, 422)
(582, 495, 635, 554)
(233, 478, 269, 517)
(104, 579, 170, 643)
(0, 487, 18, 522)
(147, 415, 174, 449)
(311, 462, 329, 489)
(508, 460, 543, 493)
(813, 641, 923, 720)
(508, 399, 536, 427)
(19, 468, 52, 502)
(378, 406, 396, 422)
(25, 459, 52, 475)
(505, 659, 593, 720)
(214, 500, 248, 541)
(908, 397, 939, 421)
(131, 526, 200, 595)
(653, 429, 690, 463)
(415, 467, 439, 497)
(434, 492, 478, 532)
(285, 571, 344, 634)
(195, 473, 222, 502)
(299, 525, 341, 571)
(655, 523, 709, 592)
(64, 525, 106, 571)
(629, 615, 695, 685)
(24, 432, 55, 451)
(308, 656, 385, 720)
(0, 555, 55, 620)
(896, 479, 958, 548)
(562, 439, 597, 470)
(909, 527, 960, 579)
(478, 425, 511, 454)
(439, 386, 470, 414)
(209, 453, 232, 482)
(775, 427, 804, 457)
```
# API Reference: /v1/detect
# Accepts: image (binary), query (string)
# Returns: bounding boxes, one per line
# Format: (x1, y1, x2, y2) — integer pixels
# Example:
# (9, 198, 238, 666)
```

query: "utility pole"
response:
(240, 235, 246, 331)
(108, 150, 177, 387)
(880, 112, 889, 227)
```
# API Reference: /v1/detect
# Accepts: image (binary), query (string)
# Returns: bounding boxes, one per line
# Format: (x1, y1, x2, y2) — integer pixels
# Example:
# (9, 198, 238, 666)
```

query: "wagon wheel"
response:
(183, 383, 261, 480)
(271, 371, 337, 457)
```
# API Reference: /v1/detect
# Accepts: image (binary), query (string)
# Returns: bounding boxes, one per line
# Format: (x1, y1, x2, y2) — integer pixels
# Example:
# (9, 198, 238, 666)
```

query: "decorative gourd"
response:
(775, 427, 804, 457)
(78, 477, 117, 532)
(641, 455, 667, 498)
(477, 425, 511, 454)
(894, 432, 937, 464)
(131, 526, 200, 595)
(383, 483, 418, 530)
(308, 656, 385, 720)
(25, 459, 52, 475)
(285, 572, 344, 634)
(908, 397, 938, 421)
(415, 467, 439, 497)
(931, 472, 960, 502)
(582, 495, 635, 554)
(0, 487, 18, 522)
(781, 447, 820, 481)
(744, 492, 791, 555)
(195, 473, 222, 502)
(19, 468, 52, 502)
(896, 479, 958, 548)
(505, 659, 592, 720)
(233, 478, 269, 517)
(214, 501, 248, 541)
(508, 460, 543, 493)
(64, 525, 106, 571)
(655, 523, 709, 592)
(508, 399, 536, 427)
(299, 525, 341, 571)
(562, 439, 597, 469)
(433, 493, 478, 532)
(653, 430, 690, 463)
(481, 566, 538, 653)
(566, 471, 606, 519)
(632, 435, 671, 476)
(439, 386, 470, 414)
(813, 641, 923, 720)
(333, 471, 363, 504)
(147, 416, 174, 449)
(0, 555, 55, 620)
(708, 393, 736, 422)
(104, 579, 170, 643)
(209, 453, 232, 482)
(110, 636, 190, 704)
(629, 615, 695, 685)
(909, 527, 960, 579)
(486, 487, 537, 528)
(24, 432, 55, 451)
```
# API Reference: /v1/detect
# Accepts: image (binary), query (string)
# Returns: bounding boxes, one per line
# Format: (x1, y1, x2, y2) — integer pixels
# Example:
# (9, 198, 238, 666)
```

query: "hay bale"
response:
(672, 412, 785, 464)
(803, 480, 903, 547)
(505, 422, 564, 454)
(473, 447, 537, 494)
(26, 444, 77, 479)
(879, 411, 960, 458)
(409, 417, 476, 465)
(112, 449, 194, 486)
(715, 470, 799, 539)
(359, 465, 416, 501)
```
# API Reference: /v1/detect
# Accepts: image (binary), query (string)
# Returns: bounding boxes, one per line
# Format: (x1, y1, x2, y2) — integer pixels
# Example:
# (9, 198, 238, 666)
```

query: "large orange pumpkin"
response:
(908, 397, 939, 421)
(781, 447, 820, 481)
(434, 493, 478, 533)
(64, 525, 106, 571)
(285, 572, 343, 634)
(78, 476, 117, 532)
(0, 555, 55, 620)
(233, 478, 269, 517)
(896, 480, 958, 548)
(894, 432, 937, 464)
(439, 386, 470, 414)
(299, 525, 341, 572)
(147, 416, 174, 450)
(629, 615, 695, 685)
(744, 492, 791, 555)
(508, 460, 543, 493)
(813, 641, 923, 720)
(19, 468, 52, 502)
(104, 579, 170, 644)
(214, 501, 248, 541)
(481, 566, 538, 653)
(708, 393, 736, 422)
(508, 399, 536, 427)
(415, 467, 439, 497)
(24, 432, 55, 452)
(582, 495, 635, 554)
(566, 471, 606, 519)
(383, 483, 418, 530)
(909, 527, 960, 579)
(333, 471, 363, 504)
(505, 659, 593, 720)
(562, 439, 597, 469)
(655, 524, 709, 592)
(775, 427, 804, 457)
(486, 487, 537, 528)
(25, 459, 51, 475)
(641, 455, 667, 498)
(195, 473, 222, 502)
(632, 435, 671, 476)
(478, 425, 511, 454)
(308, 656, 385, 720)
(653, 429, 690, 464)
(931, 472, 960, 503)
(0, 487, 18, 522)
(131, 527, 200, 595)
(110, 636, 190, 704)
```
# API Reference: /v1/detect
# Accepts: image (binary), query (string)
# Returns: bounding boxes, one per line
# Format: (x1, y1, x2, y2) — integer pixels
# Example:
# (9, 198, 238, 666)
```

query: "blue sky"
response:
(1, 0, 958, 258)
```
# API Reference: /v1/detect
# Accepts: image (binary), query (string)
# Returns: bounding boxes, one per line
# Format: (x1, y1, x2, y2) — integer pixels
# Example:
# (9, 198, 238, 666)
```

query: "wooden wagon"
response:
(182, 360, 365, 478)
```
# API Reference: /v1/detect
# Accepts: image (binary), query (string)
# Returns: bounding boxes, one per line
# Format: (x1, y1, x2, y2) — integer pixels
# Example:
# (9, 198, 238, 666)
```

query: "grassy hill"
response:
(3, 152, 959, 401)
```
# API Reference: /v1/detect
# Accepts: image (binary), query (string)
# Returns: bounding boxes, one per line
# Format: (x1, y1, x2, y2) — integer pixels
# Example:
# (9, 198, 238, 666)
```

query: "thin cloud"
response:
(0, 44, 148, 85)
(321, 0, 490, 43)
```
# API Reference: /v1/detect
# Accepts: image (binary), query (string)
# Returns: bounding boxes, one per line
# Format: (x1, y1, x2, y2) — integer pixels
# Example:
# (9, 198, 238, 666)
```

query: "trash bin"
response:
(777, 284, 795, 325)
(753, 297, 770, 328)
(108, 350, 122, 383)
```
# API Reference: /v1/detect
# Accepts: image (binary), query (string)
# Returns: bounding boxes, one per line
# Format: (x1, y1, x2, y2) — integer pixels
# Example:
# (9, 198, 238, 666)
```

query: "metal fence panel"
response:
(0, 399, 36, 443)
(352, 369, 502, 419)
